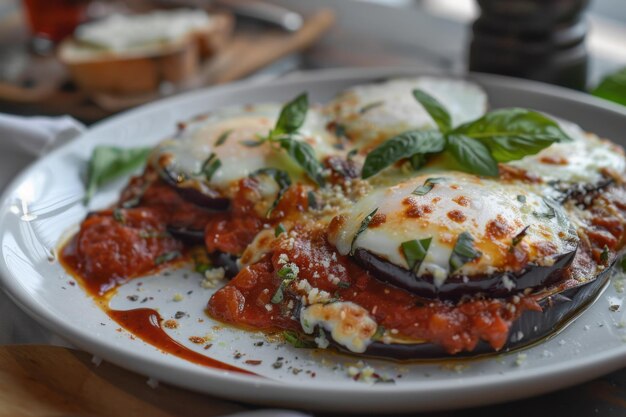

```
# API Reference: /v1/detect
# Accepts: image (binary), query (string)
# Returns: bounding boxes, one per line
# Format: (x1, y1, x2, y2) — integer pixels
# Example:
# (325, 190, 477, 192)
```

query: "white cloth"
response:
(0, 113, 85, 156)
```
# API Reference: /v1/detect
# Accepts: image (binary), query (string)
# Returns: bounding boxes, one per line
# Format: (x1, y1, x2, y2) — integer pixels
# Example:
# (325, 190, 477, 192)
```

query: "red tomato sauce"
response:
(208, 229, 541, 354)
(61, 207, 183, 295)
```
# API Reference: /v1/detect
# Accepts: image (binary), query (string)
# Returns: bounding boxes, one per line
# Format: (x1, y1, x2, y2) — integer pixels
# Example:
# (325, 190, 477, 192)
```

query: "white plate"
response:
(1, 68, 625, 413)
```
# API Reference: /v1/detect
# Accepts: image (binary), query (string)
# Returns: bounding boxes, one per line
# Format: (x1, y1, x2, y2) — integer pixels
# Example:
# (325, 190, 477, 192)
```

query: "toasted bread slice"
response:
(58, 12, 233, 95)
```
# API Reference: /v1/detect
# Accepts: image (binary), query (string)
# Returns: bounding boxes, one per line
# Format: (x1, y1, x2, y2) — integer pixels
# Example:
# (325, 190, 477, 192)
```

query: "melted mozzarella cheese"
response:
(152, 104, 338, 194)
(326, 77, 487, 148)
(328, 173, 577, 281)
(509, 120, 626, 185)
(300, 301, 377, 353)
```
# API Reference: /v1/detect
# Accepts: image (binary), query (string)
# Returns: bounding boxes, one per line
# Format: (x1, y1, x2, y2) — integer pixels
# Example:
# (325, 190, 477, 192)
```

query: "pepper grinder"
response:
(469, 0, 590, 90)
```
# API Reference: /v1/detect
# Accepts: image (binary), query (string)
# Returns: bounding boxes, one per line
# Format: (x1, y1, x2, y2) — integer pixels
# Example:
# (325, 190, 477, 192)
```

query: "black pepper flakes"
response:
(127, 295, 139, 302)
(253, 341, 264, 347)
(174, 311, 187, 319)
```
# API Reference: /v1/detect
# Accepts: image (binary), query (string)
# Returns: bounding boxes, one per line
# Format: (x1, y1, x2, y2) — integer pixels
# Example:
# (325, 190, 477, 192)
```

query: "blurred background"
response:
(0, 0, 625, 123)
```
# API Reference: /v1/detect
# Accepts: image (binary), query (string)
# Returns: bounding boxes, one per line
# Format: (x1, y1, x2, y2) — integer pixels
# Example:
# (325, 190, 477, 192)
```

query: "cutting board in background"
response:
(0, 2, 334, 123)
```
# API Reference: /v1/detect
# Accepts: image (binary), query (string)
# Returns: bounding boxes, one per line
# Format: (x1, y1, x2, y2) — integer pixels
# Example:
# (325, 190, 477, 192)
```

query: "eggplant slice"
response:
(324, 264, 612, 360)
(353, 247, 578, 299)
(160, 164, 230, 211)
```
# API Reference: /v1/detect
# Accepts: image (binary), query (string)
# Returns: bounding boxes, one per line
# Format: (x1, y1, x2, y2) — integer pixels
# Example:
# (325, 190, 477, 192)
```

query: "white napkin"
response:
(0, 112, 84, 347)
(0, 113, 85, 156)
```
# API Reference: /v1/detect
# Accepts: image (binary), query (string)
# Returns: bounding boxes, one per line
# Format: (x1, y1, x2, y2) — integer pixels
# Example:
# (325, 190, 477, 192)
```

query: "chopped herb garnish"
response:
(215, 129, 233, 147)
(250, 168, 292, 218)
(347, 148, 358, 159)
(155, 251, 181, 265)
(359, 101, 385, 114)
(201, 153, 221, 181)
(283, 330, 316, 348)
(337, 281, 351, 289)
(600, 245, 610, 265)
(401, 237, 432, 272)
(350, 208, 378, 255)
(307, 190, 318, 210)
(272, 262, 299, 304)
(449, 232, 482, 272)
(412, 177, 445, 196)
(112, 208, 125, 224)
(277, 264, 297, 279)
(510, 226, 530, 251)
(620, 256, 626, 272)
(517, 195, 527, 203)
(271, 286, 284, 304)
(275, 223, 286, 237)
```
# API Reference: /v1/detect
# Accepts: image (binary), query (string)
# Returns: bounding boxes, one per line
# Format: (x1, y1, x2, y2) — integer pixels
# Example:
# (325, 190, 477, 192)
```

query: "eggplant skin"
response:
(356, 264, 612, 360)
(173, 186, 230, 211)
(353, 248, 577, 300)
(167, 226, 205, 243)
(160, 165, 230, 211)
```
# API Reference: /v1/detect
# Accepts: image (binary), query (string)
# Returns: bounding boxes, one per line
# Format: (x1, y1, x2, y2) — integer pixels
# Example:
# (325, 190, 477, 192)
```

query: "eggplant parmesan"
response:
(61, 77, 626, 359)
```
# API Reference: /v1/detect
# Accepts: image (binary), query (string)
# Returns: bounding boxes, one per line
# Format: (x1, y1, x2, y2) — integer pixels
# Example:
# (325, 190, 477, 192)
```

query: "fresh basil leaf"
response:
(412, 89, 452, 132)
(449, 232, 481, 272)
(201, 153, 221, 181)
(84, 146, 151, 204)
(350, 208, 378, 256)
(277, 138, 325, 186)
(215, 129, 233, 147)
(251, 168, 292, 217)
(274, 93, 308, 136)
(453, 108, 571, 162)
(401, 237, 432, 272)
(592, 67, 626, 107)
(361, 130, 445, 179)
(412, 177, 445, 196)
(446, 134, 499, 177)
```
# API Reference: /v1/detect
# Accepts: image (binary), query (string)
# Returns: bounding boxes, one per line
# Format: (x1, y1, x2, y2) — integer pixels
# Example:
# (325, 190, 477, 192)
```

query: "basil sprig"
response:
(84, 145, 151, 204)
(361, 89, 571, 178)
(245, 93, 325, 185)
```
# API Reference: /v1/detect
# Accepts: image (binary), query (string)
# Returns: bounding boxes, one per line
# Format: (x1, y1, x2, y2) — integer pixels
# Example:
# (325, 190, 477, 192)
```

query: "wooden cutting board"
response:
(0, 5, 335, 123)
(0, 345, 246, 417)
